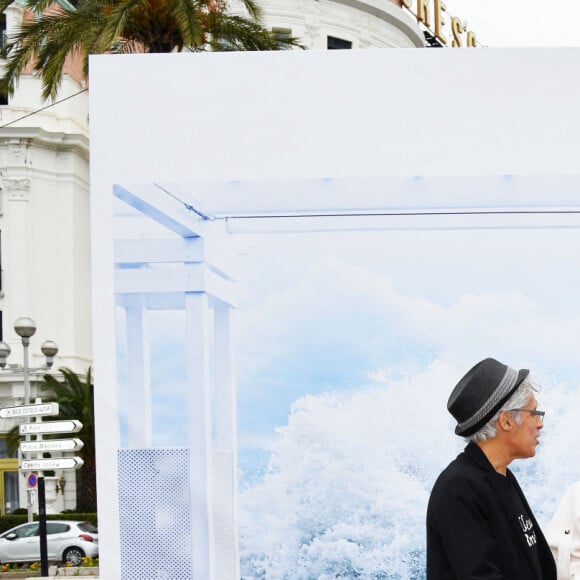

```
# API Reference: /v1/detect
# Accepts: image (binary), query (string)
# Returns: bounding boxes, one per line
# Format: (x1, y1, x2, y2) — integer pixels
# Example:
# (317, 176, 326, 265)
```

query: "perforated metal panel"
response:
(118, 448, 193, 580)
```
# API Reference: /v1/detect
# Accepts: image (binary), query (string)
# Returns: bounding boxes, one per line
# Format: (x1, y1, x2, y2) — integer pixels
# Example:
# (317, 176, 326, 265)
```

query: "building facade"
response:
(0, 1, 90, 515)
(235, 0, 426, 49)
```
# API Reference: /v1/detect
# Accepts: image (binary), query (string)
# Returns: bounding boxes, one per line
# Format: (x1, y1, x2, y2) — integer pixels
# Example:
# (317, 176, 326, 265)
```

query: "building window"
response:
(3, 470, 20, 514)
(0, 439, 17, 459)
(327, 36, 352, 50)
(272, 28, 292, 50)
(0, 14, 6, 56)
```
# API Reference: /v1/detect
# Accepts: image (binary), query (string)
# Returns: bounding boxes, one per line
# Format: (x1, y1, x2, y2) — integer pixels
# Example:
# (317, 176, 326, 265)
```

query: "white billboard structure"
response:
(111, 183, 239, 580)
(90, 49, 580, 579)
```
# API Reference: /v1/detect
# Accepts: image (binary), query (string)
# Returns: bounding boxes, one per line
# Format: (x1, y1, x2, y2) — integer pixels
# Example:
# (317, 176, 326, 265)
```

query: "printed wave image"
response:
(238, 361, 580, 579)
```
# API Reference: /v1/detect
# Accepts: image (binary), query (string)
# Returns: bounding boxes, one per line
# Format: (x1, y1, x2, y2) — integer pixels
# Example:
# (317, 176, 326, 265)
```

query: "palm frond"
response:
(40, 367, 94, 448)
(1, 2, 106, 99)
(209, 14, 304, 51)
(0, 33, 40, 97)
(170, 0, 205, 50)
(39, 367, 96, 512)
(0, 0, 16, 12)
(236, 0, 262, 21)
(5, 424, 20, 458)
(100, 0, 149, 51)
(1, 0, 306, 100)
(21, 0, 64, 12)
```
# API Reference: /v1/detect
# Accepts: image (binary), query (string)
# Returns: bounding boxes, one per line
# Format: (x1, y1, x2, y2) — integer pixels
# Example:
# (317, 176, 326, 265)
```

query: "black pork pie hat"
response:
(447, 357, 529, 437)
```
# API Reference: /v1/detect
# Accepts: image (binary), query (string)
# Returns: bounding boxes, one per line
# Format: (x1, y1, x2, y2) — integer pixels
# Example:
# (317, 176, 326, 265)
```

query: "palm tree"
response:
(39, 367, 96, 513)
(0, 0, 303, 100)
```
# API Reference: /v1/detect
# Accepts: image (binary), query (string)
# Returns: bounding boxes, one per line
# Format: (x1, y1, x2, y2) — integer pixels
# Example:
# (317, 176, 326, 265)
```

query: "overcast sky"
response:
(441, 0, 580, 47)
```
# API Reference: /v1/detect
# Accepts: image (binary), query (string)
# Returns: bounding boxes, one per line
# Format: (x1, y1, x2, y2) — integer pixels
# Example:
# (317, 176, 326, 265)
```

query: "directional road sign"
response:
(20, 438, 84, 453)
(0, 402, 59, 419)
(19, 420, 82, 435)
(20, 457, 84, 471)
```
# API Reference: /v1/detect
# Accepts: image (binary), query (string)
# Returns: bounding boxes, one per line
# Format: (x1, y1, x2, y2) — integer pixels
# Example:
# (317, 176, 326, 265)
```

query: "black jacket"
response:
(427, 443, 556, 580)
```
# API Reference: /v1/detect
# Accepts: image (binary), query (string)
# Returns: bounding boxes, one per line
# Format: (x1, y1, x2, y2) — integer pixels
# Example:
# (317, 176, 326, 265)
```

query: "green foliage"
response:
(0, 515, 27, 534)
(40, 368, 95, 457)
(39, 368, 97, 513)
(0, 0, 304, 101)
(5, 429, 20, 462)
(43, 512, 98, 525)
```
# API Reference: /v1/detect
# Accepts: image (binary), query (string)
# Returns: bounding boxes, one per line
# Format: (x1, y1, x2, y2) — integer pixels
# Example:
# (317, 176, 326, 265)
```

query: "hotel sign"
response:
(402, 0, 478, 47)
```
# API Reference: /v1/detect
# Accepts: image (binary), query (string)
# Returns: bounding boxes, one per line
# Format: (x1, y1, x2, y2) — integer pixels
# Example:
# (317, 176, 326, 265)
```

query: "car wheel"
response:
(63, 546, 85, 566)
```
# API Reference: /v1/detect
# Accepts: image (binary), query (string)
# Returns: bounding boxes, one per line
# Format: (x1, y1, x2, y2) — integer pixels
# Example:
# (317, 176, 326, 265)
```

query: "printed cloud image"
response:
(231, 225, 580, 578)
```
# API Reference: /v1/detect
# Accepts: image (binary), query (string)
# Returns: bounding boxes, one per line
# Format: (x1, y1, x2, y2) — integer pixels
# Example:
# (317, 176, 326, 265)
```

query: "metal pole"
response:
(22, 336, 30, 405)
(38, 476, 48, 577)
(22, 336, 33, 523)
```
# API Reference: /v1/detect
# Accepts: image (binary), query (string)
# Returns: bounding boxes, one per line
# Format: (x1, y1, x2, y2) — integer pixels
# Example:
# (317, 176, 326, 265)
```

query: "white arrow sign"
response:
(19, 420, 83, 435)
(0, 403, 59, 419)
(20, 457, 84, 471)
(20, 438, 84, 453)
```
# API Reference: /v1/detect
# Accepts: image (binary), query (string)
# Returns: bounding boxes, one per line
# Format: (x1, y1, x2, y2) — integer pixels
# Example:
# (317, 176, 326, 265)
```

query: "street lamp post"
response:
(0, 317, 58, 522)
(15, 317, 36, 407)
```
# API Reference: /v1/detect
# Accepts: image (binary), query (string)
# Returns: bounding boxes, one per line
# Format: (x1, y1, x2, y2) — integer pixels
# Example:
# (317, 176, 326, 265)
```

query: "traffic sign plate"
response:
(20, 457, 84, 471)
(0, 402, 59, 419)
(19, 420, 83, 435)
(20, 438, 84, 453)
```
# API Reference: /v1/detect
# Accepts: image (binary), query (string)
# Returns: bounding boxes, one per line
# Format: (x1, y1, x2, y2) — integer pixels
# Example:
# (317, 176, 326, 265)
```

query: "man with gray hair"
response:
(426, 357, 556, 579)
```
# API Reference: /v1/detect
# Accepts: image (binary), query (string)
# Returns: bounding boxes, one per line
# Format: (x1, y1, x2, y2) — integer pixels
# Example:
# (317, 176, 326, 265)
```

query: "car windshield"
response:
(78, 522, 97, 533)
(7, 524, 39, 538)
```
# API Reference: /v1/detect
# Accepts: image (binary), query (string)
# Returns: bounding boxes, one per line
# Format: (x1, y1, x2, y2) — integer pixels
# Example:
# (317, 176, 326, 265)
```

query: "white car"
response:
(0, 520, 98, 566)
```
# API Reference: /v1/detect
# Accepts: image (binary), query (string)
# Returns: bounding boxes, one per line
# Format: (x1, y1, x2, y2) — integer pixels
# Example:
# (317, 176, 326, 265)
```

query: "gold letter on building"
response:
(417, 0, 431, 28)
(451, 16, 463, 47)
(466, 31, 477, 47)
(434, 0, 447, 45)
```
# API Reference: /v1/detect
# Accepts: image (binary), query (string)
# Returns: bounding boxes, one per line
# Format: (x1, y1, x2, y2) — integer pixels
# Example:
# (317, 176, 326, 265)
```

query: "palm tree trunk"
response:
(76, 454, 97, 513)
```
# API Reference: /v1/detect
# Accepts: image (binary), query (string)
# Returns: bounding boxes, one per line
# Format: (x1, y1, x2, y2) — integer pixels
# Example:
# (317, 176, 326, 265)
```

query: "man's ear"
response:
(497, 410, 514, 432)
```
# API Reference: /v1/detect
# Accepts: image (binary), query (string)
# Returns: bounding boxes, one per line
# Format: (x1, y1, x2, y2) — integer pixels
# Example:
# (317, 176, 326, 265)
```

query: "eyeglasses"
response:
(508, 409, 545, 423)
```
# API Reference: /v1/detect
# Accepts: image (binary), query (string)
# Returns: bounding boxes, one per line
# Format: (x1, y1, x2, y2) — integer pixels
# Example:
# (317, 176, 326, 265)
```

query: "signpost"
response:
(0, 402, 58, 418)
(20, 457, 84, 471)
(20, 438, 84, 453)
(19, 419, 83, 435)
(14, 412, 84, 578)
